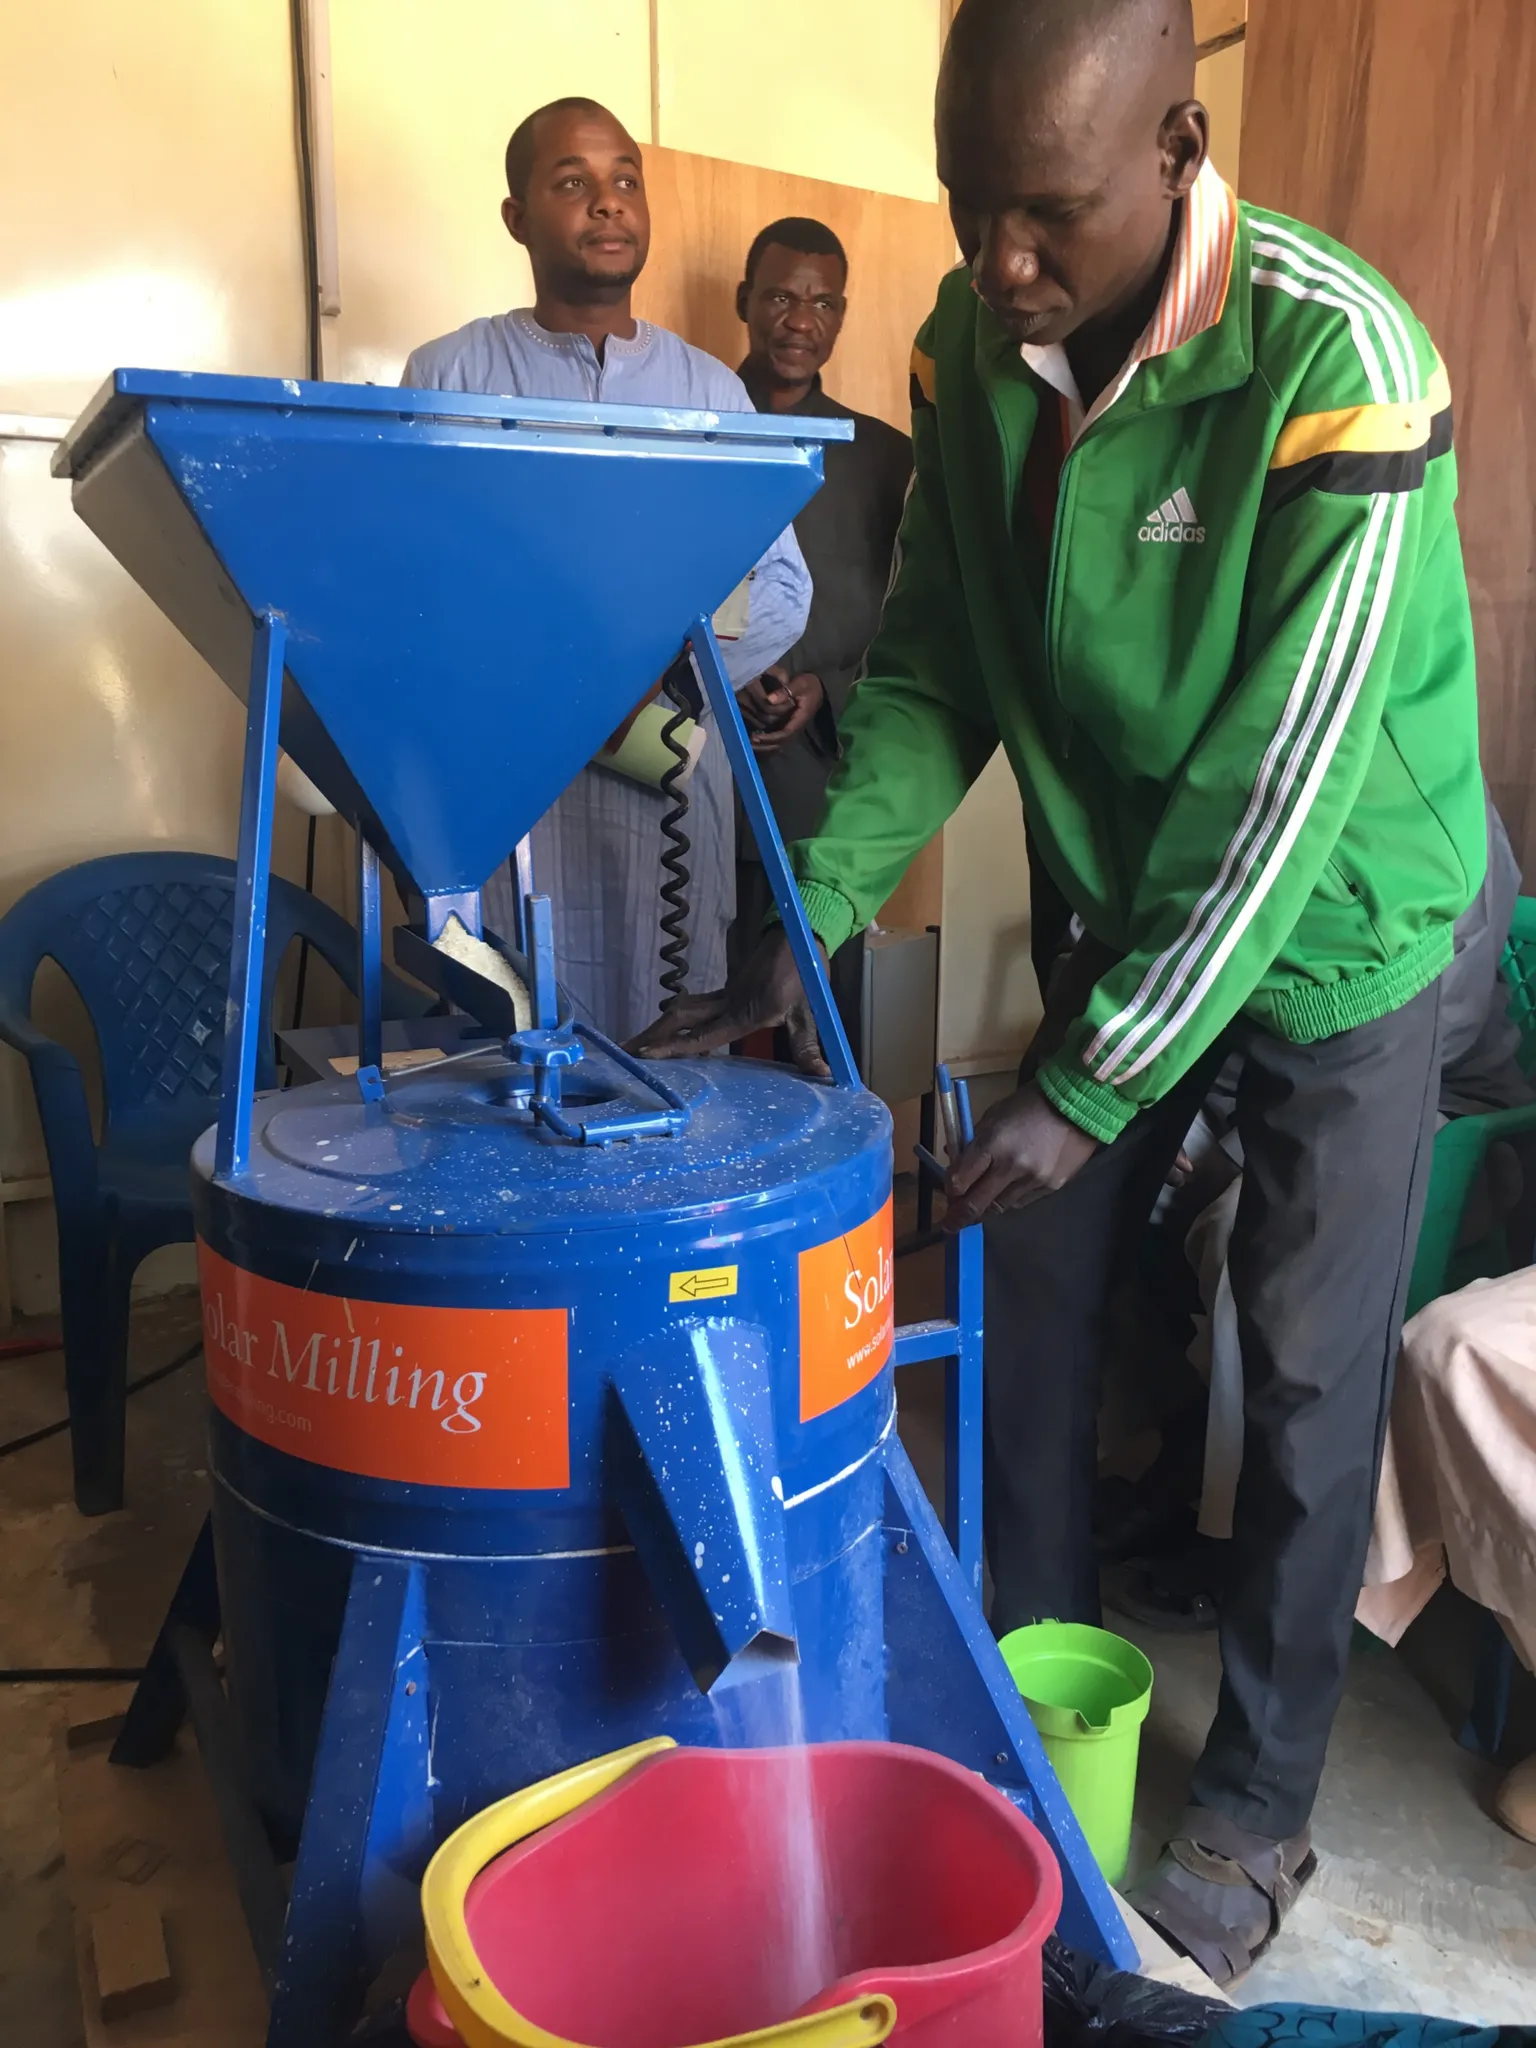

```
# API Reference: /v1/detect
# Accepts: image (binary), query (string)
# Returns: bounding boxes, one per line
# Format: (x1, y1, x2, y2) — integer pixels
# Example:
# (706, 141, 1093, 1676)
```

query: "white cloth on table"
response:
(1355, 1269, 1536, 1669)
(401, 310, 812, 1041)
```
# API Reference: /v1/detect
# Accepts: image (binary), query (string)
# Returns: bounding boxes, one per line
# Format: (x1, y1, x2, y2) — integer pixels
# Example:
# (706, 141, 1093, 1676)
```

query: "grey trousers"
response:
(984, 979, 1444, 1839)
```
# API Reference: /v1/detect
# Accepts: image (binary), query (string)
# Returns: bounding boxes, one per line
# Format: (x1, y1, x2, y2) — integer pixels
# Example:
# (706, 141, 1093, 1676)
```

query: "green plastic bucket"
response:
(999, 1621, 1153, 1885)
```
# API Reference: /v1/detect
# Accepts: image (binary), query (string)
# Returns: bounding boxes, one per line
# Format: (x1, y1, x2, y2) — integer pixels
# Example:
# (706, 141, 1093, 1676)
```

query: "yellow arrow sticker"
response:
(669, 1265, 739, 1304)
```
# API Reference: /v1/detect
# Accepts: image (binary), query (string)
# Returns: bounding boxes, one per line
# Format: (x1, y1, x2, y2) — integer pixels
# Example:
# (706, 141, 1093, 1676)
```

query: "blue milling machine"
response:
(53, 369, 1134, 2045)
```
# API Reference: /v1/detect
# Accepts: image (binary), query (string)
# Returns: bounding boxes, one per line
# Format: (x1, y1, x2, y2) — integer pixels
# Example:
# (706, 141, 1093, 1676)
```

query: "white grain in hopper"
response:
(431, 916, 534, 1031)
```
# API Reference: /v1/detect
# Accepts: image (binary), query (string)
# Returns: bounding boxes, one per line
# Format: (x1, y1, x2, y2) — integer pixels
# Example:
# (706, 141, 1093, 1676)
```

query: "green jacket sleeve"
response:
(789, 337, 1000, 954)
(1038, 427, 1448, 1143)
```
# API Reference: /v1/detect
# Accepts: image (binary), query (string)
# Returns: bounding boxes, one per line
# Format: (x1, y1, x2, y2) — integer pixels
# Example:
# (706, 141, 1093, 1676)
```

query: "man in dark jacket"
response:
(729, 217, 912, 1021)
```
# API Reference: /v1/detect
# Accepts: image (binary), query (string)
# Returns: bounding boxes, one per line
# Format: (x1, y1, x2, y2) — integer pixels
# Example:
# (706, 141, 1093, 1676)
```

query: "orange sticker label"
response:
(197, 1243, 569, 1490)
(798, 1197, 895, 1422)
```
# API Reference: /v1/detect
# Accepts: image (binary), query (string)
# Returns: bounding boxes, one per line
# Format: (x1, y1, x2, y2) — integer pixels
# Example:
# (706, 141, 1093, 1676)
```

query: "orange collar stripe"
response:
(1136, 161, 1239, 367)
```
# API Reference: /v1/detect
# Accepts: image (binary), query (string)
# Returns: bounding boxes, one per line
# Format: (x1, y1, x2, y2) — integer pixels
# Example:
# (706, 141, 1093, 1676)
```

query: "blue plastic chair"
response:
(0, 851, 432, 1515)
(1403, 900, 1536, 1318)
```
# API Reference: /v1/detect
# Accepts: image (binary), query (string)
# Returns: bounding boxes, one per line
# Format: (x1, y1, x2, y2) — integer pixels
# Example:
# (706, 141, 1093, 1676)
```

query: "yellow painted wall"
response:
(0, 0, 307, 419)
(0, 0, 329, 1311)
(656, 0, 943, 205)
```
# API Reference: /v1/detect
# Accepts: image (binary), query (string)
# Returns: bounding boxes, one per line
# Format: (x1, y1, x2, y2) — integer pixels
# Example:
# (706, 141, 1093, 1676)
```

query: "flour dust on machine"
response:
(52, 368, 1134, 2046)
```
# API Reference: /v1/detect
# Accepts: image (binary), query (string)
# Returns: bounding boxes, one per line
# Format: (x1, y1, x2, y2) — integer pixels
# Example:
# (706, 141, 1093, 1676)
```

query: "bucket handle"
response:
(422, 1738, 898, 2048)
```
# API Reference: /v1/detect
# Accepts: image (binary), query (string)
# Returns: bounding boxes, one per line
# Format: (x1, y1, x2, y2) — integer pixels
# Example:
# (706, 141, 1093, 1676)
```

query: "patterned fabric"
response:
(403, 311, 812, 1039)
(1210, 2007, 1534, 2048)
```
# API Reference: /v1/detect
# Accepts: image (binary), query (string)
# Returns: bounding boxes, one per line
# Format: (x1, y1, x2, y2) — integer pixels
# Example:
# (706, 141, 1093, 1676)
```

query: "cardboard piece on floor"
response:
(66, 1710, 127, 1752)
(91, 1899, 173, 2020)
(54, 1692, 267, 2048)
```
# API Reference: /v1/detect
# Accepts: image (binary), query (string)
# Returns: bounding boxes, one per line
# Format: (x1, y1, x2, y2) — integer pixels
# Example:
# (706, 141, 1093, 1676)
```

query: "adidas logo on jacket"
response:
(1139, 488, 1205, 543)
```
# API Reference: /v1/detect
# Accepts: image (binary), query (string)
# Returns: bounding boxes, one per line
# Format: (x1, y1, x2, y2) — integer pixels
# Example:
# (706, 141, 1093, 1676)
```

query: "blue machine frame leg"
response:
(687, 617, 860, 1091)
(512, 835, 534, 952)
(356, 831, 383, 1077)
(944, 1080, 984, 1596)
(882, 1436, 1139, 1969)
(267, 1557, 431, 2048)
(113, 1514, 221, 1767)
(943, 1223, 984, 1596)
(890, 1223, 984, 1601)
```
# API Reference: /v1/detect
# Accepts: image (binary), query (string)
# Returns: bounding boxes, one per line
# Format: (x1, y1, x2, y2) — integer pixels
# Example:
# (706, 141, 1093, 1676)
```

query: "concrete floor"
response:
(2, 1269, 1534, 2040)
(0, 1291, 208, 2048)
(1118, 1598, 1536, 2020)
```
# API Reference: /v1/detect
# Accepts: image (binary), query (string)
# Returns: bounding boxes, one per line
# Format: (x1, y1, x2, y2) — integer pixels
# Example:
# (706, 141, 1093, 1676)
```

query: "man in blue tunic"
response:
(403, 98, 811, 1041)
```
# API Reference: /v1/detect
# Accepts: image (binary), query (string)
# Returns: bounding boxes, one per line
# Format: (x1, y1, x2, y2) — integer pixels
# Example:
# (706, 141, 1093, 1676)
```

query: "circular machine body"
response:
(193, 1049, 895, 1848)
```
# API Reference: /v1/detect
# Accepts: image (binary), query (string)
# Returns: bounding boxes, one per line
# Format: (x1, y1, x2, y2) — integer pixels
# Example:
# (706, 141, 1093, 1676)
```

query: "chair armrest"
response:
(1407, 1098, 1536, 1318)
(0, 1000, 66, 1063)
(1467, 1100, 1536, 1142)
(0, 1003, 99, 1214)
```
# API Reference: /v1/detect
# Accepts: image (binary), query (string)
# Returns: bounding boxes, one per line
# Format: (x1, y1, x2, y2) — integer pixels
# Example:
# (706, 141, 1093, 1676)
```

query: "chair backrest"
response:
(0, 851, 381, 1129)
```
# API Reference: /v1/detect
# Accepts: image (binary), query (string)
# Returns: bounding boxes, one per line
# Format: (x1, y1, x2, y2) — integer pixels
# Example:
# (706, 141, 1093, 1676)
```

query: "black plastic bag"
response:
(1043, 1935, 1231, 2048)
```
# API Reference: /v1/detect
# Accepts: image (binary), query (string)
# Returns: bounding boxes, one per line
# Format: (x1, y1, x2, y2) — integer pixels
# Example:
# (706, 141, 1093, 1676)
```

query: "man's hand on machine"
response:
(943, 1082, 1100, 1231)
(630, 929, 830, 1076)
(737, 666, 825, 754)
(940, 928, 1116, 1227)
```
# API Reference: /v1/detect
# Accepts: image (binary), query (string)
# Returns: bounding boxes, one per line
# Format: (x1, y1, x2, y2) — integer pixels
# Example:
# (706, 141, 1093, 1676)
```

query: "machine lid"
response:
(55, 369, 851, 902)
(204, 1051, 889, 1235)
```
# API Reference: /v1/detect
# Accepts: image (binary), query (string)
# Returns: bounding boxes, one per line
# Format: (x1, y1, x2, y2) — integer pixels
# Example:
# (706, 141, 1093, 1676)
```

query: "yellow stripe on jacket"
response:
(1272, 355, 1453, 470)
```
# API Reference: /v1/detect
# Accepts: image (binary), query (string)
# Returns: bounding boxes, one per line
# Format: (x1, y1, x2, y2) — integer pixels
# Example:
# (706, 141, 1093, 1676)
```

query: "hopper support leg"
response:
(685, 617, 860, 1091)
(356, 832, 383, 1076)
(216, 610, 286, 1181)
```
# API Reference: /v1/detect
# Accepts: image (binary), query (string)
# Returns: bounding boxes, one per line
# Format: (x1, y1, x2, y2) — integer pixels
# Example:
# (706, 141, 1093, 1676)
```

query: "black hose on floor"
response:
(0, 1337, 203, 1462)
(0, 1338, 205, 1684)
(0, 1667, 145, 1684)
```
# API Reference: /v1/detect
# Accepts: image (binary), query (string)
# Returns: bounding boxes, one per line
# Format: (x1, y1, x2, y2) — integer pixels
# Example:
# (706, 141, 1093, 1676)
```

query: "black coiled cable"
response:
(656, 668, 694, 1008)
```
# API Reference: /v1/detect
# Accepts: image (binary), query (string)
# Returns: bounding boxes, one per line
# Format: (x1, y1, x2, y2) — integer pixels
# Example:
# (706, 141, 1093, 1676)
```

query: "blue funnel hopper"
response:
(54, 370, 851, 905)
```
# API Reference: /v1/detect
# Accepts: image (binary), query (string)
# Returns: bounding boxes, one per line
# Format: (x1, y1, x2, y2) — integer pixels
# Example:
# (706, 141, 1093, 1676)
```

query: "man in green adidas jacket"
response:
(639, 0, 1485, 1981)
